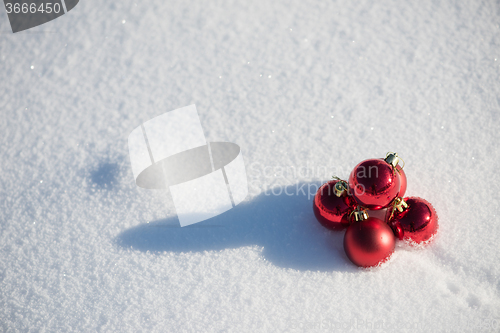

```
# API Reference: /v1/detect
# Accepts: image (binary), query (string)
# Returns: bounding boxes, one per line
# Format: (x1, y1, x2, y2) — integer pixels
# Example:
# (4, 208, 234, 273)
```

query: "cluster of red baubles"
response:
(313, 152, 438, 268)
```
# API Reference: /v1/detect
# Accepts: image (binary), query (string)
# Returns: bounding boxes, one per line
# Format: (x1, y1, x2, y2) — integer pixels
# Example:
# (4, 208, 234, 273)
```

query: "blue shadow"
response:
(90, 162, 120, 189)
(116, 182, 355, 272)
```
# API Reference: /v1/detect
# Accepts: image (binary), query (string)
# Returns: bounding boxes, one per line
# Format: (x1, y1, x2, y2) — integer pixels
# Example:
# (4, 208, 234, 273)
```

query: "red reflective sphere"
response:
(396, 165, 407, 198)
(343, 217, 396, 267)
(313, 180, 356, 230)
(390, 197, 438, 244)
(348, 158, 401, 210)
(392, 221, 404, 240)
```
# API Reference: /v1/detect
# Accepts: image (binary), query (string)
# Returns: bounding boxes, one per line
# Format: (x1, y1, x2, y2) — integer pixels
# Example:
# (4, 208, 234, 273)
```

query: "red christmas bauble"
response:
(391, 221, 404, 240)
(343, 217, 396, 267)
(396, 165, 407, 198)
(389, 197, 438, 244)
(348, 158, 401, 210)
(313, 180, 356, 230)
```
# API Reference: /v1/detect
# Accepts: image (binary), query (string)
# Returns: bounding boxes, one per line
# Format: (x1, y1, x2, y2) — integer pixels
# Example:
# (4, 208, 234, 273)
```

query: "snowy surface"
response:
(1, 0, 500, 331)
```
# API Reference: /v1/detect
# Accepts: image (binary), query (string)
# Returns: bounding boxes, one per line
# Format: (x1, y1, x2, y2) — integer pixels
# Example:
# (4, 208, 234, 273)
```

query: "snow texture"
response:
(1, 0, 500, 331)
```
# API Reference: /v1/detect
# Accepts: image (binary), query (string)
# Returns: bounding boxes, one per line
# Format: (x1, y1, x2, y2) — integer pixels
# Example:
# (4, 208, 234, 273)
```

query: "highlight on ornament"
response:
(312, 152, 438, 268)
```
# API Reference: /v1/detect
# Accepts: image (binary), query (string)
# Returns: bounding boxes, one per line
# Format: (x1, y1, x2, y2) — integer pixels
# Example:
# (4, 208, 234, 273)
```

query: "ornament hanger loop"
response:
(349, 206, 369, 223)
(385, 152, 405, 174)
(398, 156, 405, 170)
(388, 197, 408, 221)
(331, 176, 351, 196)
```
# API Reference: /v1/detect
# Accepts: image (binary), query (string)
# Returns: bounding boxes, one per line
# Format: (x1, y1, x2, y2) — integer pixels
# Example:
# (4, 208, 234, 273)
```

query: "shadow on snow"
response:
(116, 182, 356, 272)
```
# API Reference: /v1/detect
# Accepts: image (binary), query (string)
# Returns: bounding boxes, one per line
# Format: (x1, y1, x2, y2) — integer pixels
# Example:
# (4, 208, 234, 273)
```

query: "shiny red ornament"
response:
(343, 216, 396, 267)
(388, 197, 438, 244)
(396, 165, 407, 198)
(313, 180, 356, 230)
(348, 158, 401, 210)
(392, 221, 404, 240)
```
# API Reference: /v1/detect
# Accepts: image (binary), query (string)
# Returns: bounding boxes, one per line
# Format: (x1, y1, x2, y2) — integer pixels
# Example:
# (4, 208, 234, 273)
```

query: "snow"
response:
(1, 0, 500, 331)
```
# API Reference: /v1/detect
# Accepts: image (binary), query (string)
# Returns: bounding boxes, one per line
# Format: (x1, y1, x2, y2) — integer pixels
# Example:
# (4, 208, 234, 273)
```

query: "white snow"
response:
(1, 0, 500, 331)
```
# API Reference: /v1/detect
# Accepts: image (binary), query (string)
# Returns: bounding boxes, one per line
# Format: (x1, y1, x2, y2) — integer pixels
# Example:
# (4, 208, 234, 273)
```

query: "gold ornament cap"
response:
(393, 197, 408, 213)
(384, 152, 400, 168)
(387, 197, 408, 221)
(333, 180, 348, 197)
(351, 206, 369, 222)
